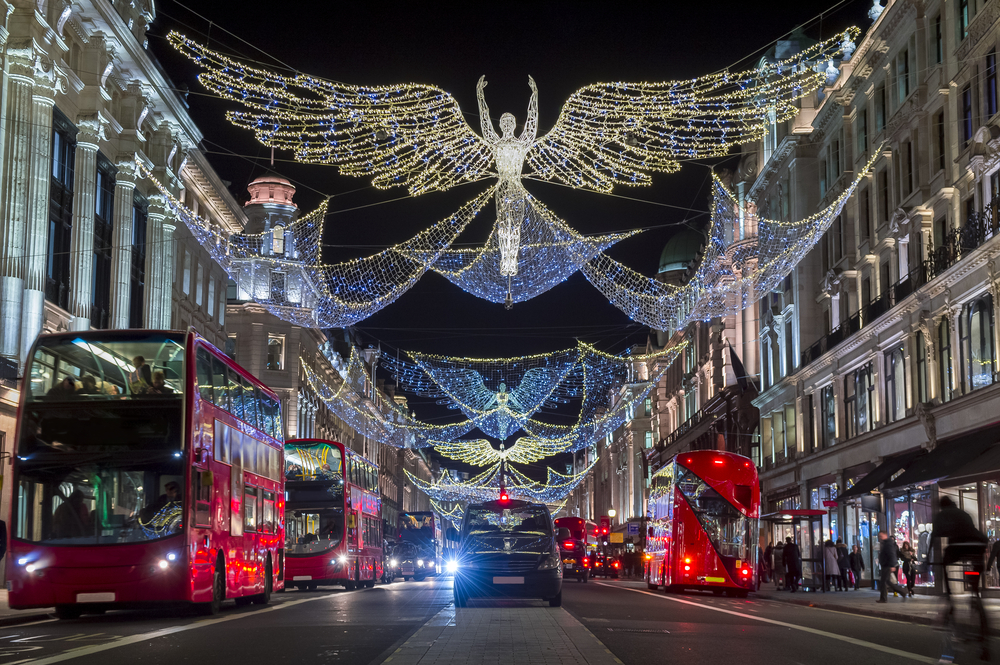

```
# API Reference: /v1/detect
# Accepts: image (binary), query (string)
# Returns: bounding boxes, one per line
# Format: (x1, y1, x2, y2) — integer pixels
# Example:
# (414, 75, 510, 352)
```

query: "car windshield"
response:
(28, 333, 185, 401)
(464, 504, 552, 537)
(16, 397, 184, 545)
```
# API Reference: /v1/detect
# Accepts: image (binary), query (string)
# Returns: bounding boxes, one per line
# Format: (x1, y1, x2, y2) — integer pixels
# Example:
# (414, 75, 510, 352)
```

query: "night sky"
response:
(147, 0, 872, 470)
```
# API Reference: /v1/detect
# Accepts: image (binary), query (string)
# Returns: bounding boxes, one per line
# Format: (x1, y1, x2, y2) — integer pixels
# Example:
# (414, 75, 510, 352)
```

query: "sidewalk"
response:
(756, 585, 1000, 629)
(0, 590, 52, 626)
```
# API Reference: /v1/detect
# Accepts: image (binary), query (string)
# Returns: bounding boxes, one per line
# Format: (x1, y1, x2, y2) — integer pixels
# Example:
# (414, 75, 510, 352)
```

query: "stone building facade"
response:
(744, 0, 1000, 592)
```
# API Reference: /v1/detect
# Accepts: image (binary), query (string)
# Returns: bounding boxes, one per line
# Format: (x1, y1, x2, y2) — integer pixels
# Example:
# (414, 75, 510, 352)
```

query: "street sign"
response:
(610, 533, 624, 544)
(600, 515, 610, 532)
(627, 522, 640, 536)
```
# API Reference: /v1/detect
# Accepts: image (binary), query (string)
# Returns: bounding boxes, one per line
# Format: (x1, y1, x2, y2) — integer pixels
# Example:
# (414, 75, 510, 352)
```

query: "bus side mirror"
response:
(556, 527, 571, 540)
(446, 527, 459, 542)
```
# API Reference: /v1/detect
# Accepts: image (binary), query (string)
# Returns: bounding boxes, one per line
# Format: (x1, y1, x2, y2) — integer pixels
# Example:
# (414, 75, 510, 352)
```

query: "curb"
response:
(757, 593, 942, 627)
(0, 611, 53, 627)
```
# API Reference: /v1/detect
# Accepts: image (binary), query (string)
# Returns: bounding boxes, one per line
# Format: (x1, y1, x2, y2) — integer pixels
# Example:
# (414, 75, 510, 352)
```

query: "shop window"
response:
(885, 345, 906, 423)
(889, 491, 935, 587)
(961, 295, 996, 392)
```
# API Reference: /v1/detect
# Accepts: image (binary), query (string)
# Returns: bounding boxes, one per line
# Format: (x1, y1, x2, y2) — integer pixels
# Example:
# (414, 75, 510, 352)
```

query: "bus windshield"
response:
(17, 333, 187, 546)
(676, 467, 751, 560)
(28, 333, 185, 400)
(284, 442, 344, 555)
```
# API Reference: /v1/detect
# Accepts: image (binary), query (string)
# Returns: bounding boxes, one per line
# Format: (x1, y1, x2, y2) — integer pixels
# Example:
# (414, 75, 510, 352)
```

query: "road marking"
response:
(12, 593, 344, 664)
(594, 583, 939, 664)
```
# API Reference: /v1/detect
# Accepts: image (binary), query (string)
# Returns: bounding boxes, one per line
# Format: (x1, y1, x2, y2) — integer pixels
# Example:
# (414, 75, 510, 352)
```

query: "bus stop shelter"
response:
(760, 509, 831, 592)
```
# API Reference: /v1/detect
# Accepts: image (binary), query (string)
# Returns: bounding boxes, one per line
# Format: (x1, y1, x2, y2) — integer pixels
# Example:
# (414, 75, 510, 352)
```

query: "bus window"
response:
(260, 392, 276, 439)
(194, 470, 212, 527)
(229, 373, 245, 422)
(244, 383, 259, 430)
(210, 355, 229, 411)
(215, 420, 231, 464)
(244, 485, 258, 532)
(196, 348, 213, 403)
(272, 400, 283, 442)
(261, 490, 275, 533)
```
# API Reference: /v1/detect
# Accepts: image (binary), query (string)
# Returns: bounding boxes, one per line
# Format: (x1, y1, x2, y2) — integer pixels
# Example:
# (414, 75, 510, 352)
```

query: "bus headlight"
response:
(445, 560, 458, 574)
(157, 560, 169, 570)
(339, 555, 348, 566)
(166, 552, 178, 562)
(417, 559, 424, 567)
(25, 564, 39, 573)
(390, 558, 398, 567)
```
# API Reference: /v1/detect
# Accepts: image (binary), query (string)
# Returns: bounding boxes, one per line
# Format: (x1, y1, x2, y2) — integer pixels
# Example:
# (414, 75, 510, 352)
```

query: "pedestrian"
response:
(987, 538, 1000, 586)
(900, 540, 916, 597)
(763, 541, 773, 583)
(772, 542, 786, 590)
(849, 543, 865, 590)
(782, 536, 802, 592)
(836, 539, 850, 591)
(877, 531, 906, 603)
(823, 539, 841, 590)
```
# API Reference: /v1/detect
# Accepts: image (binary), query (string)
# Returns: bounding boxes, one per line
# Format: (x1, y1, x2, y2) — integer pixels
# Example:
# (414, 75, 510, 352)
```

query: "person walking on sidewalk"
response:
(849, 543, 865, 590)
(877, 531, 906, 603)
(782, 537, 801, 592)
(772, 542, 786, 590)
(823, 539, 842, 591)
(836, 539, 850, 591)
(900, 540, 916, 597)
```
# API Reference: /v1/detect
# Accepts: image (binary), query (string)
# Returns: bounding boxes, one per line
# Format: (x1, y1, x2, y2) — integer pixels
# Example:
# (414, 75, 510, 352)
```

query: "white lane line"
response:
(593, 583, 938, 664)
(17, 593, 343, 664)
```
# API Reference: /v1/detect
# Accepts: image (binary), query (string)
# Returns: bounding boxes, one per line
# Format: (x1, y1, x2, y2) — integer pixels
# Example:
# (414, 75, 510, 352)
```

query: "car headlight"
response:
(445, 560, 458, 573)
(390, 558, 398, 566)
(417, 559, 424, 567)
(538, 553, 561, 570)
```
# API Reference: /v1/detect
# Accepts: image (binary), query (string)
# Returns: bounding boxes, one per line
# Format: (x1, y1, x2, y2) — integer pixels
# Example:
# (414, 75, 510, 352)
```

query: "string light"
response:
(582, 149, 883, 333)
(405, 458, 597, 504)
(430, 436, 575, 466)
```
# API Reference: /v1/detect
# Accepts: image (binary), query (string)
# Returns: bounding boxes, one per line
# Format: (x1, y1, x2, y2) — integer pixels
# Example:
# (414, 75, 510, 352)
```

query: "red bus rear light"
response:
(684, 557, 691, 564)
(583, 558, 589, 567)
(713, 458, 724, 464)
(741, 568, 750, 576)
(563, 541, 575, 549)
(684, 565, 691, 571)
(613, 562, 620, 568)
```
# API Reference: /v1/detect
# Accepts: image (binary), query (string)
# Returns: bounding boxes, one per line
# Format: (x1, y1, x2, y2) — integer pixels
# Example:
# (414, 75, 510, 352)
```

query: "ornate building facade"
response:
(746, 0, 1000, 592)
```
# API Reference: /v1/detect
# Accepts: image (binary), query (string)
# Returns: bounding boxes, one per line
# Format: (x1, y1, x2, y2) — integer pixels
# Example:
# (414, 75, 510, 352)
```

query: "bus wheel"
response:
(54, 606, 82, 620)
(200, 556, 225, 615)
(252, 558, 272, 605)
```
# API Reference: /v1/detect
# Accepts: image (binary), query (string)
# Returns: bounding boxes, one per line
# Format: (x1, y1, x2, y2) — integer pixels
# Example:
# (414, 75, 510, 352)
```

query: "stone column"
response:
(161, 215, 177, 329)
(143, 195, 166, 328)
(108, 160, 138, 328)
(67, 116, 101, 331)
(0, 50, 35, 359)
(21, 84, 57, 359)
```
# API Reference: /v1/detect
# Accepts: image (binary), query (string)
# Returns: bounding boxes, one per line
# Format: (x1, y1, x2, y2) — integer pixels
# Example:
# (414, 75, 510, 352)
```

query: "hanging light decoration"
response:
(406, 458, 597, 504)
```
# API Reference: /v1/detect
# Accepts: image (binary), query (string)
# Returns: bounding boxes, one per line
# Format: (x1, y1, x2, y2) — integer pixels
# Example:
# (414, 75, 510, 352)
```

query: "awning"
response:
(938, 444, 1000, 488)
(883, 424, 1000, 491)
(837, 449, 926, 500)
(760, 509, 826, 523)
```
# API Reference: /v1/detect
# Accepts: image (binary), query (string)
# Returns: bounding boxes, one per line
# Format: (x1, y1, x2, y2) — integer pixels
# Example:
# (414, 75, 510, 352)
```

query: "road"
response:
(0, 577, 985, 664)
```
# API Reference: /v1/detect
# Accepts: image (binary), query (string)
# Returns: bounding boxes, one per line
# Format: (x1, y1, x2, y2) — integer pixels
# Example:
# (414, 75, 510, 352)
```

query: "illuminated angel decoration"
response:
(169, 29, 859, 308)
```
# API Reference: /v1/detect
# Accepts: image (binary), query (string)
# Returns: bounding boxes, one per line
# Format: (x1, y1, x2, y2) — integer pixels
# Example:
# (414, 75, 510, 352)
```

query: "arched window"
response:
(939, 318, 953, 401)
(886, 345, 906, 423)
(963, 295, 996, 391)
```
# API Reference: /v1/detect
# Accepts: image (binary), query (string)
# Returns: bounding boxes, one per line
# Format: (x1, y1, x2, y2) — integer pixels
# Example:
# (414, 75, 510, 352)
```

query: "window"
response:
(819, 158, 828, 199)
(47, 108, 76, 310)
(844, 374, 857, 439)
(821, 385, 836, 447)
(830, 139, 841, 185)
(962, 85, 974, 145)
(859, 187, 871, 242)
(958, 0, 970, 41)
(92, 153, 115, 329)
(934, 14, 943, 64)
(644, 397, 652, 417)
(644, 431, 653, 448)
(182, 250, 191, 295)
(904, 140, 914, 197)
(939, 318, 953, 402)
(211, 355, 230, 412)
(878, 168, 889, 226)
(225, 333, 237, 360)
(244, 485, 258, 532)
(875, 84, 886, 132)
(857, 105, 868, 155)
(896, 48, 910, 103)
(805, 393, 816, 452)
(761, 335, 771, 390)
(886, 345, 906, 423)
(193, 470, 212, 528)
(272, 226, 285, 254)
(936, 111, 946, 172)
(831, 215, 843, 261)
(987, 51, 998, 118)
(267, 335, 285, 371)
(196, 347, 213, 403)
(129, 194, 147, 328)
(785, 319, 795, 375)
(855, 364, 875, 434)
(270, 271, 285, 302)
(916, 331, 928, 404)
(207, 278, 216, 322)
(962, 295, 996, 391)
(195, 262, 204, 306)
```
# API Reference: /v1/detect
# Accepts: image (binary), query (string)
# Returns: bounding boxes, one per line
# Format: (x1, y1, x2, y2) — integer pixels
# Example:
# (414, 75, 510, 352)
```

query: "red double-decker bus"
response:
(284, 439, 383, 589)
(645, 450, 759, 597)
(9, 329, 285, 619)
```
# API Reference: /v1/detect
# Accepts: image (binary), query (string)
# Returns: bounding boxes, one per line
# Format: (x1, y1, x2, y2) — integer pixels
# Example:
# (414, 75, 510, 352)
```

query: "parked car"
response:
(453, 498, 564, 607)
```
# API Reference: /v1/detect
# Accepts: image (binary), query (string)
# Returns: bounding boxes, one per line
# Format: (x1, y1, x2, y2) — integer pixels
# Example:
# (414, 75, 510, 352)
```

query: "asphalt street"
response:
(0, 577, 988, 664)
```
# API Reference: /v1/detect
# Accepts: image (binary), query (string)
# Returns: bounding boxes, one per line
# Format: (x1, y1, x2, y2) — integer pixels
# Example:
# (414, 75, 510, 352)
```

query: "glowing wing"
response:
(526, 29, 857, 192)
(169, 33, 495, 195)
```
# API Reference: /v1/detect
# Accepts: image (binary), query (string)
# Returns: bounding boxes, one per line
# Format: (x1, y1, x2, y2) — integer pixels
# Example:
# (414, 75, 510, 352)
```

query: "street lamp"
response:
(608, 509, 616, 518)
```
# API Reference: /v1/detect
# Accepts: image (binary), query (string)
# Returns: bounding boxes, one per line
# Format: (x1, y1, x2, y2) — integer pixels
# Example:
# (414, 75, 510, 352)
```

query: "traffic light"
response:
(499, 491, 509, 503)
